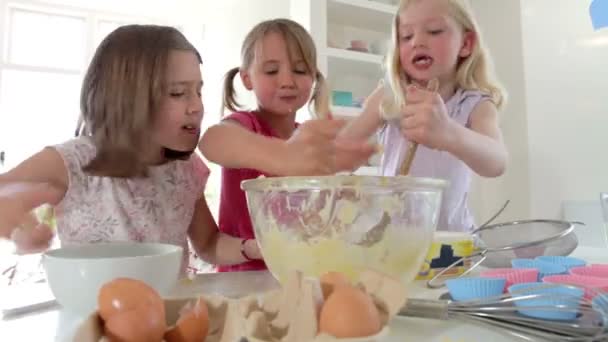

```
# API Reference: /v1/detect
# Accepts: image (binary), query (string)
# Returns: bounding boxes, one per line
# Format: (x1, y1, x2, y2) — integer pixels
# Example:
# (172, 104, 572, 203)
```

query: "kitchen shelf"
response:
(325, 47, 383, 64)
(292, 0, 391, 119)
(331, 105, 362, 118)
(325, 47, 383, 80)
(328, 0, 396, 32)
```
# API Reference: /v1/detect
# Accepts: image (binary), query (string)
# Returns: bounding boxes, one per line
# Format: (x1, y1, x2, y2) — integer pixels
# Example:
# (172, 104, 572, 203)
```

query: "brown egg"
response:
(104, 304, 166, 342)
(98, 278, 165, 322)
(164, 297, 209, 342)
(319, 285, 382, 338)
(320, 271, 351, 299)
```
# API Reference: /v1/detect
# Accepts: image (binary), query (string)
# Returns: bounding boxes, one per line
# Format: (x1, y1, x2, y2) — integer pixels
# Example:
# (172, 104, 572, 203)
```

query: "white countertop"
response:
(1, 246, 607, 341)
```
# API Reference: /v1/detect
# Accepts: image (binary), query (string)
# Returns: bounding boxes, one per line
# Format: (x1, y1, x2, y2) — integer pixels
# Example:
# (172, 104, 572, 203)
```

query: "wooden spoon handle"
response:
(399, 79, 439, 176)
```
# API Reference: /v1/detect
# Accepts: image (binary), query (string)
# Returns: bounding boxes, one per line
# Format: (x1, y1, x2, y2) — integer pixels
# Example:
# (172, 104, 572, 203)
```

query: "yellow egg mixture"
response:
(261, 226, 431, 284)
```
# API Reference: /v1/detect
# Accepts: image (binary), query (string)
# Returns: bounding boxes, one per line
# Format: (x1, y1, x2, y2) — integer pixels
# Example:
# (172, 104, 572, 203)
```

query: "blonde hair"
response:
(385, 0, 505, 110)
(76, 25, 201, 177)
(222, 18, 330, 118)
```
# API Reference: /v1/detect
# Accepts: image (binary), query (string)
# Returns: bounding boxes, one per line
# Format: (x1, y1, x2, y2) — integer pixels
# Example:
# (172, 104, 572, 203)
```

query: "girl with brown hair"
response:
(0, 24, 253, 273)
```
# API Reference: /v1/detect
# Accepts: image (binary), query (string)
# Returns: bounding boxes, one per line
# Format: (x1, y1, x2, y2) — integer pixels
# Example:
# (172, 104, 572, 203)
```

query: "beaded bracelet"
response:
(241, 238, 254, 261)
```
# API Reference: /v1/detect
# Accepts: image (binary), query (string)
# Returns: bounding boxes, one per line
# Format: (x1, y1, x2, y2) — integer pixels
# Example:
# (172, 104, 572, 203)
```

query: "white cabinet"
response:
(291, 0, 397, 174)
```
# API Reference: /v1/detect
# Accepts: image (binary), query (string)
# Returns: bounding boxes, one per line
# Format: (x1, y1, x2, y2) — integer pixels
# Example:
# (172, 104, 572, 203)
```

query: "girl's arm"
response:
(200, 119, 374, 176)
(445, 100, 507, 177)
(199, 121, 292, 175)
(0, 148, 67, 238)
(402, 86, 507, 178)
(187, 196, 261, 266)
(338, 83, 385, 141)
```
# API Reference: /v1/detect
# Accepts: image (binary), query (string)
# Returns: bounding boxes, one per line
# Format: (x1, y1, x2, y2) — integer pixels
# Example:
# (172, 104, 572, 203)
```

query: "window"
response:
(0, 6, 86, 171)
(7, 8, 87, 70)
(0, 5, 158, 170)
(0, 68, 81, 165)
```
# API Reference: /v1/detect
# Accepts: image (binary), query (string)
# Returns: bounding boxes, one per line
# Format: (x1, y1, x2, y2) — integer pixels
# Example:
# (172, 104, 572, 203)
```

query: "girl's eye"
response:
(429, 29, 444, 35)
(401, 35, 413, 41)
(170, 92, 185, 98)
(294, 69, 308, 74)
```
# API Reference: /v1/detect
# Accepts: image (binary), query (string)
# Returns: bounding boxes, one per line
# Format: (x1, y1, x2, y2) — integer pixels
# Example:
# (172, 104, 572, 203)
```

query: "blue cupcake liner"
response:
(511, 259, 568, 280)
(508, 282, 584, 321)
(445, 277, 505, 302)
(592, 294, 608, 315)
(536, 256, 587, 271)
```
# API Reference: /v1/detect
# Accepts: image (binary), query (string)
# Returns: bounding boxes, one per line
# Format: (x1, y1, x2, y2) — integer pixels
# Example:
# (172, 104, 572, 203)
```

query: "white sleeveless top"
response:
(380, 88, 491, 232)
(52, 137, 210, 272)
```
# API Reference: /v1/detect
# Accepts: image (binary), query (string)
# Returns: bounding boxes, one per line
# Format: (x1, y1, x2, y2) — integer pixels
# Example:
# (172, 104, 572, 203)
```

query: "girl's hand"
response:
(0, 182, 60, 239)
(244, 238, 262, 260)
(283, 119, 375, 175)
(11, 220, 54, 255)
(333, 138, 377, 172)
(400, 85, 457, 150)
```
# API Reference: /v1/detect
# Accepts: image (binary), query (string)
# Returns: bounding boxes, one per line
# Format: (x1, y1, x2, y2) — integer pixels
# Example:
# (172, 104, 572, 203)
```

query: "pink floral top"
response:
(52, 137, 210, 273)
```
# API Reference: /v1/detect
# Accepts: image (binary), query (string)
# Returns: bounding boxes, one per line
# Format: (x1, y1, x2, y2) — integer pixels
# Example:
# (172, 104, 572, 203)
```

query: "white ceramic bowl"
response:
(42, 242, 182, 314)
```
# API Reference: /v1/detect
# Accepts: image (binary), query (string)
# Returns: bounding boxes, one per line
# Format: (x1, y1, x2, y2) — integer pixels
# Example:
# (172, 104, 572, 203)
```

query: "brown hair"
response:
(221, 19, 330, 118)
(75, 24, 202, 177)
(385, 0, 506, 111)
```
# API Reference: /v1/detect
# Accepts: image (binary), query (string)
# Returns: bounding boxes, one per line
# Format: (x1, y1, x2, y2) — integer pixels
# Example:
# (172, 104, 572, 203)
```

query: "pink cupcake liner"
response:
(480, 268, 539, 292)
(543, 274, 608, 299)
(570, 266, 608, 278)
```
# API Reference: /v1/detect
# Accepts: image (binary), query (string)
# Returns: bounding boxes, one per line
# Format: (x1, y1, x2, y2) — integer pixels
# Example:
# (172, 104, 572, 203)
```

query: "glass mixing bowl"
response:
(241, 175, 447, 285)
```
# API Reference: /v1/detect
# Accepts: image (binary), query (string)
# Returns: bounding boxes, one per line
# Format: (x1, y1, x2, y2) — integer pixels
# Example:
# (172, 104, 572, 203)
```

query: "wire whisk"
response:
(399, 283, 608, 341)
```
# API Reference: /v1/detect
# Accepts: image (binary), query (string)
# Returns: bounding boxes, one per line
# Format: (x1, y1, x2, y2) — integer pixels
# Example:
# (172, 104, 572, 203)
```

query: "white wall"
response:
(200, 0, 291, 120)
(198, 0, 291, 215)
(40, 0, 208, 48)
(520, 0, 608, 218)
(469, 0, 531, 223)
(6, 0, 200, 22)
(469, 0, 608, 222)
(36, 0, 192, 17)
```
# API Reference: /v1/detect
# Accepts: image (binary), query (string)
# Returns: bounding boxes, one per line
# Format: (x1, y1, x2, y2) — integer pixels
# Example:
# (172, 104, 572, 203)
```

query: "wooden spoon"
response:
(359, 79, 440, 247)
(398, 78, 439, 176)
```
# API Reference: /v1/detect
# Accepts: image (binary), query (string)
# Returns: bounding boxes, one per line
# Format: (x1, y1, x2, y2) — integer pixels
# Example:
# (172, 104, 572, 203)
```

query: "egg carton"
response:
(73, 270, 407, 342)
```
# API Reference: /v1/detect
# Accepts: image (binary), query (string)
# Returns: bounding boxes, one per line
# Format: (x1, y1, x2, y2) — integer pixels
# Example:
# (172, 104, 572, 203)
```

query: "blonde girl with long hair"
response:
(341, 0, 508, 232)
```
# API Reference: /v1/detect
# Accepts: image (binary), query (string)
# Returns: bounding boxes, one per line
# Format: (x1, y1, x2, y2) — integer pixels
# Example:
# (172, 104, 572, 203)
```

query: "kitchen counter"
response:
(1, 246, 607, 341)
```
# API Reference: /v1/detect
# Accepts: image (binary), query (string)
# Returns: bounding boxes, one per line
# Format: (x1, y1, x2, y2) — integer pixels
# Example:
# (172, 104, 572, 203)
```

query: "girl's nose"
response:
(278, 70, 296, 88)
(188, 96, 203, 115)
(411, 32, 427, 47)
